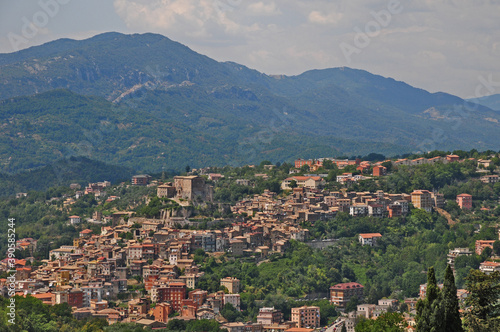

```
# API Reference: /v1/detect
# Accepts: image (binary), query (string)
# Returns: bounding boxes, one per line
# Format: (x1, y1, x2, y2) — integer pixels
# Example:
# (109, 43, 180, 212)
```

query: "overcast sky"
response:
(1, 0, 499, 98)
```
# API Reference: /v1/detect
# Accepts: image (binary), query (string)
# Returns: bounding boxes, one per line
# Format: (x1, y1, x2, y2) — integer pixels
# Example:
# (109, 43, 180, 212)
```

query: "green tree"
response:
(463, 270, 500, 332)
(493, 241, 500, 256)
(103, 322, 141, 331)
(220, 303, 242, 322)
(341, 323, 347, 332)
(442, 265, 464, 332)
(186, 319, 224, 331)
(355, 312, 405, 332)
(166, 319, 188, 331)
(289, 180, 298, 189)
(416, 266, 443, 332)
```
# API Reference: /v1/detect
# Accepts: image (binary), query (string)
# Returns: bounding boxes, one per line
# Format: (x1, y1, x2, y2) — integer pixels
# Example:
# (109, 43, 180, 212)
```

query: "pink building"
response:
(456, 193, 472, 210)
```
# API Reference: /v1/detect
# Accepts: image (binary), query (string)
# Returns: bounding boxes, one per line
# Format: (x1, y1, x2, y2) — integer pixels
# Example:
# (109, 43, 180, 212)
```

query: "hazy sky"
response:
(1, 0, 499, 98)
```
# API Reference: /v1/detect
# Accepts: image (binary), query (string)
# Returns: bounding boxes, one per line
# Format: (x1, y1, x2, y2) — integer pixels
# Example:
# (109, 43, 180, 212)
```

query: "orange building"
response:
(475, 240, 495, 255)
(372, 165, 387, 177)
(456, 194, 472, 210)
(32, 293, 54, 306)
(153, 302, 173, 323)
(294, 159, 322, 169)
(446, 155, 460, 163)
(189, 290, 208, 307)
(291, 306, 320, 328)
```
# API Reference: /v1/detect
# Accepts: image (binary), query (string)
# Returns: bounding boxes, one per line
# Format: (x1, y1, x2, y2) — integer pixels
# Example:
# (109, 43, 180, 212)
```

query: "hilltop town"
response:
(1, 150, 500, 331)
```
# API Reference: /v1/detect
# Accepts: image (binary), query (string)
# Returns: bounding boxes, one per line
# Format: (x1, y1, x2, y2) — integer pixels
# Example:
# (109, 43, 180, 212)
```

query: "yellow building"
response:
(411, 190, 433, 212)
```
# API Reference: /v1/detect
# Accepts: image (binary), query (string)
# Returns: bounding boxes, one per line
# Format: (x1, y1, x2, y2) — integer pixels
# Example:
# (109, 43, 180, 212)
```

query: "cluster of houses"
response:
(233, 185, 450, 223)
(294, 155, 463, 172)
(0, 215, 336, 331)
(2, 151, 498, 331)
(0, 187, 319, 330)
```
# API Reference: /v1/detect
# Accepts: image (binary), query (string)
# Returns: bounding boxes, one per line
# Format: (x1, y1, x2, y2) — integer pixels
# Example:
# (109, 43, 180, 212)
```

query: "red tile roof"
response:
(330, 282, 364, 290)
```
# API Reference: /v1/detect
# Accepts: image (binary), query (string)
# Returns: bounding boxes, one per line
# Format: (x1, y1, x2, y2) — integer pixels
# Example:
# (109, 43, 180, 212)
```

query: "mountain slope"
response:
(467, 94, 500, 111)
(0, 89, 405, 173)
(0, 32, 499, 172)
(0, 156, 135, 197)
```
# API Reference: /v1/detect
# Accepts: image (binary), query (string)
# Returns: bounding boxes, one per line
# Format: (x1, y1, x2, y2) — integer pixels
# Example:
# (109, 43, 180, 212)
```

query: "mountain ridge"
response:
(0, 32, 499, 173)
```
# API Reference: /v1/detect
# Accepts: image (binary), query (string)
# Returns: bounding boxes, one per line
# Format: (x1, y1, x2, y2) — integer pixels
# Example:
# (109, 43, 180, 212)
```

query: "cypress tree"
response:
(416, 267, 442, 332)
(442, 265, 464, 332)
(426, 267, 439, 304)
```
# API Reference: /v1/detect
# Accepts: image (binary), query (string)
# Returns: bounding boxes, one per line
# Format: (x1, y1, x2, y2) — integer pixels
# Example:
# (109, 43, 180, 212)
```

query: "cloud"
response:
(308, 10, 343, 25)
(247, 2, 281, 15)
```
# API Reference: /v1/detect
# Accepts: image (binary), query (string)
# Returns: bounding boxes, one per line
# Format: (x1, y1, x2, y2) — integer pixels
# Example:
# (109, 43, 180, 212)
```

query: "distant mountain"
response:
(0, 32, 499, 173)
(467, 94, 500, 111)
(0, 89, 403, 173)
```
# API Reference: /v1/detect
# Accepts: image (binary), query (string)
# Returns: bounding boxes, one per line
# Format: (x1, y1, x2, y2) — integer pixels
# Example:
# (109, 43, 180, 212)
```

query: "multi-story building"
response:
(411, 190, 433, 212)
(157, 282, 187, 312)
(189, 290, 208, 307)
(480, 175, 499, 184)
(387, 204, 402, 218)
(224, 293, 241, 310)
(132, 174, 152, 186)
(230, 240, 246, 257)
(291, 306, 320, 328)
(294, 159, 322, 169)
(447, 248, 472, 271)
(81, 285, 105, 308)
(202, 232, 217, 252)
(281, 176, 325, 190)
(431, 192, 445, 208)
(220, 277, 240, 294)
(174, 175, 213, 201)
(368, 204, 385, 217)
(153, 303, 172, 323)
(475, 240, 496, 255)
(330, 282, 364, 308)
(372, 166, 387, 177)
(128, 244, 142, 264)
(157, 183, 176, 198)
(349, 204, 368, 217)
(394, 200, 409, 214)
(256, 307, 283, 325)
(479, 261, 500, 275)
(456, 194, 472, 210)
(358, 233, 382, 246)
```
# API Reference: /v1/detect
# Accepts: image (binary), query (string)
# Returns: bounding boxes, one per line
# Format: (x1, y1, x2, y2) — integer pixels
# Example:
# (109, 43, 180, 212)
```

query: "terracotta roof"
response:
(359, 233, 382, 239)
(330, 282, 364, 290)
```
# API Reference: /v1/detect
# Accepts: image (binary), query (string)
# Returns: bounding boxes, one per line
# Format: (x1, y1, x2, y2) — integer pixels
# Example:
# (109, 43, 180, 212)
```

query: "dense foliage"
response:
(463, 270, 500, 331)
(0, 157, 135, 198)
(0, 295, 108, 332)
(355, 312, 405, 332)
